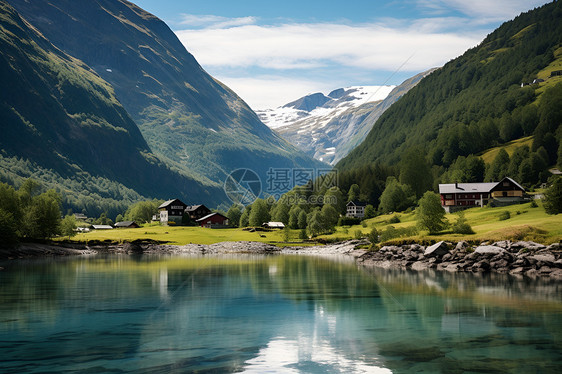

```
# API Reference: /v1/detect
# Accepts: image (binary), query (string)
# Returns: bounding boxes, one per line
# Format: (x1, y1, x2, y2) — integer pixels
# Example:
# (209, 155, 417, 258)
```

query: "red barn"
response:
(196, 212, 229, 228)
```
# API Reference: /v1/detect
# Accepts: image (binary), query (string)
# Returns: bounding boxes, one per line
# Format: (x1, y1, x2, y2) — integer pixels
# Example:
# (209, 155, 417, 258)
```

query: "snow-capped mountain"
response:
(258, 71, 437, 165)
(257, 86, 395, 130)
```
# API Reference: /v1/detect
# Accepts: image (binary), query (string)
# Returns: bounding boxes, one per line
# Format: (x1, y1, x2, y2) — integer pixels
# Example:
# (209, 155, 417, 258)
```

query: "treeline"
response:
(0, 179, 78, 247)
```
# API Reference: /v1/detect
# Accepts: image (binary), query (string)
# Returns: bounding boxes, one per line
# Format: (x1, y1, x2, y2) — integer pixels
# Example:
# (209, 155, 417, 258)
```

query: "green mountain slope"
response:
(7, 0, 324, 186)
(0, 0, 221, 216)
(337, 1, 562, 174)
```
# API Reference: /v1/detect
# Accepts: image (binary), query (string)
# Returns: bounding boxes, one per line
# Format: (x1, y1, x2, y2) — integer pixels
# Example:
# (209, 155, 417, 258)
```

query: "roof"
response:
(439, 182, 496, 194)
(195, 212, 227, 222)
(114, 221, 137, 227)
(91, 225, 113, 229)
(439, 177, 525, 194)
(158, 199, 186, 209)
(185, 204, 208, 212)
(346, 200, 367, 207)
(263, 221, 285, 228)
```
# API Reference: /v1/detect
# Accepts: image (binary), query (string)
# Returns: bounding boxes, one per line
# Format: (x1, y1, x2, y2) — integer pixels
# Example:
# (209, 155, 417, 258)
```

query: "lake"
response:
(1, 254, 561, 373)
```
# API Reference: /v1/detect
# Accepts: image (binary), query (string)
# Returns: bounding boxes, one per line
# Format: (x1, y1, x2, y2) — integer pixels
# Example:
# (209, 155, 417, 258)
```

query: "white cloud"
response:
(176, 21, 484, 73)
(178, 14, 257, 28)
(216, 76, 337, 110)
(416, 0, 549, 22)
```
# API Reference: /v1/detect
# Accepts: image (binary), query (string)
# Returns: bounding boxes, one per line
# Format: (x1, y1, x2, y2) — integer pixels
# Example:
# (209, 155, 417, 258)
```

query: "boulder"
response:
(512, 241, 546, 251)
(424, 241, 449, 258)
(454, 241, 469, 252)
(474, 245, 505, 255)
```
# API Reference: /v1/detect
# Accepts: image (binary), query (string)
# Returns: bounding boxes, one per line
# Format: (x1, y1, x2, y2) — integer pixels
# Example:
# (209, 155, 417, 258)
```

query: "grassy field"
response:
(319, 200, 562, 245)
(71, 201, 562, 247)
(479, 136, 534, 164)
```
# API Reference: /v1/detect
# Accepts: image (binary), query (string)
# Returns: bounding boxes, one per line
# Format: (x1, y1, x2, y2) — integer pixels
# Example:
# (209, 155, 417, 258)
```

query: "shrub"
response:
(361, 220, 368, 227)
(530, 200, 538, 208)
(498, 211, 511, 221)
(388, 215, 401, 224)
(338, 216, 361, 226)
(451, 212, 474, 234)
(367, 227, 379, 243)
(354, 229, 363, 239)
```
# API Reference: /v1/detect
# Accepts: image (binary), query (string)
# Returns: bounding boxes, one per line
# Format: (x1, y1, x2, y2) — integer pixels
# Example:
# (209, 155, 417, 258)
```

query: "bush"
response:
(337, 216, 361, 226)
(367, 227, 379, 243)
(530, 199, 538, 208)
(498, 211, 511, 221)
(361, 220, 368, 227)
(388, 215, 401, 224)
(544, 177, 562, 214)
(379, 225, 419, 241)
(354, 229, 363, 239)
(451, 212, 474, 234)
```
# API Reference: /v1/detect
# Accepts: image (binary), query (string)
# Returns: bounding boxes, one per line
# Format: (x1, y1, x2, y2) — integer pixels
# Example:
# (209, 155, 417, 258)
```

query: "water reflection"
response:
(0, 255, 561, 373)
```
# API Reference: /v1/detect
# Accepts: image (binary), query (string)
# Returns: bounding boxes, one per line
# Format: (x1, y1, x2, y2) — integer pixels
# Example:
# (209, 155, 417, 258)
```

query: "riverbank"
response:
(1, 239, 561, 280)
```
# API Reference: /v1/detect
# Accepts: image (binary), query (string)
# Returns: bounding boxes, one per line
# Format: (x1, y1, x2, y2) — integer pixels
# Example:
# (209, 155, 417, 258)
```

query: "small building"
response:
(114, 221, 140, 228)
(185, 204, 212, 221)
(91, 224, 113, 230)
(346, 201, 366, 218)
(439, 177, 526, 212)
(550, 70, 562, 77)
(263, 221, 285, 229)
(196, 212, 229, 228)
(74, 213, 88, 220)
(158, 199, 187, 225)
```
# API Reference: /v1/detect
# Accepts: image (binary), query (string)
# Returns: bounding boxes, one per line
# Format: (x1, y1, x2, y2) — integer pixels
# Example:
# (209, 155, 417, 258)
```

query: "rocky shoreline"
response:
(1, 239, 561, 280)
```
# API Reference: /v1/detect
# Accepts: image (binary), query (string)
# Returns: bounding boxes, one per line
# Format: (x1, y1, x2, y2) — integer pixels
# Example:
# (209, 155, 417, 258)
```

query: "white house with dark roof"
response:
(158, 199, 187, 225)
(346, 200, 367, 218)
(439, 177, 526, 212)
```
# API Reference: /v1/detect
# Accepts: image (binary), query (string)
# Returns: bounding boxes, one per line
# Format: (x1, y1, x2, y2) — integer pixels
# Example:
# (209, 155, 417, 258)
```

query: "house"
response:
(114, 221, 140, 228)
(196, 212, 229, 228)
(74, 213, 87, 220)
(439, 177, 526, 212)
(158, 199, 187, 225)
(185, 204, 212, 221)
(346, 201, 366, 218)
(91, 224, 113, 230)
(263, 222, 285, 229)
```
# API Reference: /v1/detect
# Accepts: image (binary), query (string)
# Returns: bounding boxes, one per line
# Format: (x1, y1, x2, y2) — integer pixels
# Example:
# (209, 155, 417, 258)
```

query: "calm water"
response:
(1, 254, 561, 373)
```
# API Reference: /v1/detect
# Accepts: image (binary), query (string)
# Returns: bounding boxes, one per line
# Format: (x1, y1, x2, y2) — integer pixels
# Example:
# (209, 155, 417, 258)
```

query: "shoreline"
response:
(1, 239, 561, 280)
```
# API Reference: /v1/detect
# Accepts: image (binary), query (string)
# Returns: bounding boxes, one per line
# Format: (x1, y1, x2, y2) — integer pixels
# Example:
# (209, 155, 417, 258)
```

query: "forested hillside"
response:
(0, 0, 221, 217)
(337, 1, 562, 199)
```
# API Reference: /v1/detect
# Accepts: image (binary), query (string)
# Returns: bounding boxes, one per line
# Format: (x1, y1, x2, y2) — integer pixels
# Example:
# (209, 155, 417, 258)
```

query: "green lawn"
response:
(479, 136, 534, 164)
(70, 202, 561, 246)
(320, 201, 562, 245)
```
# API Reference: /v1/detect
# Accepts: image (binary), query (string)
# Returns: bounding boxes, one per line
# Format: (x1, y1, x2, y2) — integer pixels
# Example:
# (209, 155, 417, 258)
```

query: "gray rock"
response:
(474, 245, 505, 255)
(492, 240, 510, 249)
(424, 241, 449, 258)
(512, 241, 546, 251)
(411, 261, 430, 271)
(532, 254, 555, 264)
(454, 241, 469, 252)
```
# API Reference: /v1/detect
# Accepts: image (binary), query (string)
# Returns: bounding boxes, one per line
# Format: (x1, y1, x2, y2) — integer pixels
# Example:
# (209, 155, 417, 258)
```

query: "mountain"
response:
(337, 1, 562, 175)
(7, 0, 324, 188)
(0, 0, 222, 216)
(258, 76, 432, 165)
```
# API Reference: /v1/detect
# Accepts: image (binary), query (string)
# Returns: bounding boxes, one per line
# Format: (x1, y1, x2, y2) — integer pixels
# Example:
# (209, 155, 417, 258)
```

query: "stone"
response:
(454, 241, 469, 252)
(474, 245, 505, 255)
(492, 240, 510, 249)
(512, 241, 546, 251)
(532, 254, 555, 265)
(411, 261, 430, 271)
(424, 241, 449, 258)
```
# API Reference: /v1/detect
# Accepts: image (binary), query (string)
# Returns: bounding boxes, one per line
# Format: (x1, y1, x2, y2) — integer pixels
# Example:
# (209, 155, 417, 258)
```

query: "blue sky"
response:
(133, 0, 550, 109)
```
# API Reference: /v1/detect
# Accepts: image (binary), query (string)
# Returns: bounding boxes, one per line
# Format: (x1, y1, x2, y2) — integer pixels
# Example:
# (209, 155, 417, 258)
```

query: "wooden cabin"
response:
(158, 199, 187, 225)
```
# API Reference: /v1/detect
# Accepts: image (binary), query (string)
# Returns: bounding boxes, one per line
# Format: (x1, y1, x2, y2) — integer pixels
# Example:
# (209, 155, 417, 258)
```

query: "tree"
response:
(306, 209, 324, 237)
(364, 204, 376, 219)
(125, 199, 162, 223)
(297, 210, 308, 229)
(367, 227, 379, 244)
(271, 201, 290, 224)
(288, 205, 302, 229)
(416, 191, 448, 234)
(451, 211, 474, 234)
(93, 212, 113, 226)
(321, 204, 339, 230)
(22, 189, 62, 239)
(61, 215, 77, 238)
(249, 199, 270, 226)
(226, 204, 242, 227)
(115, 214, 124, 223)
(486, 148, 510, 181)
(324, 187, 346, 214)
(379, 177, 416, 213)
(543, 177, 562, 214)
(0, 209, 19, 248)
(347, 184, 360, 202)
(239, 209, 250, 227)
(399, 146, 433, 198)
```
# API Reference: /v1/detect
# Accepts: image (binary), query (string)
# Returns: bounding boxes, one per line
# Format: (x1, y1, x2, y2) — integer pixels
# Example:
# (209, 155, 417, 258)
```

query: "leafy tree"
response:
(451, 211, 474, 234)
(321, 204, 339, 229)
(307, 209, 324, 237)
(324, 187, 346, 214)
(367, 227, 379, 243)
(544, 177, 562, 214)
(297, 210, 308, 229)
(486, 148, 510, 181)
(22, 189, 62, 239)
(271, 201, 290, 224)
(239, 209, 250, 227)
(288, 205, 301, 229)
(93, 212, 114, 226)
(61, 215, 77, 238)
(364, 204, 376, 219)
(125, 199, 162, 223)
(347, 184, 360, 202)
(0, 209, 19, 248)
(226, 204, 242, 228)
(399, 146, 433, 198)
(379, 177, 416, 213)
(115, 214, 124, 223)
(249, 199, 270, 226)
(416, 191, 448, 234)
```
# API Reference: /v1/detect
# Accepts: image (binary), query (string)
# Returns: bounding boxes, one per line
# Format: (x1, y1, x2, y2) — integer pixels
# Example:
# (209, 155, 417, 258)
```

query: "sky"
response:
(133, 0, 550, 110)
